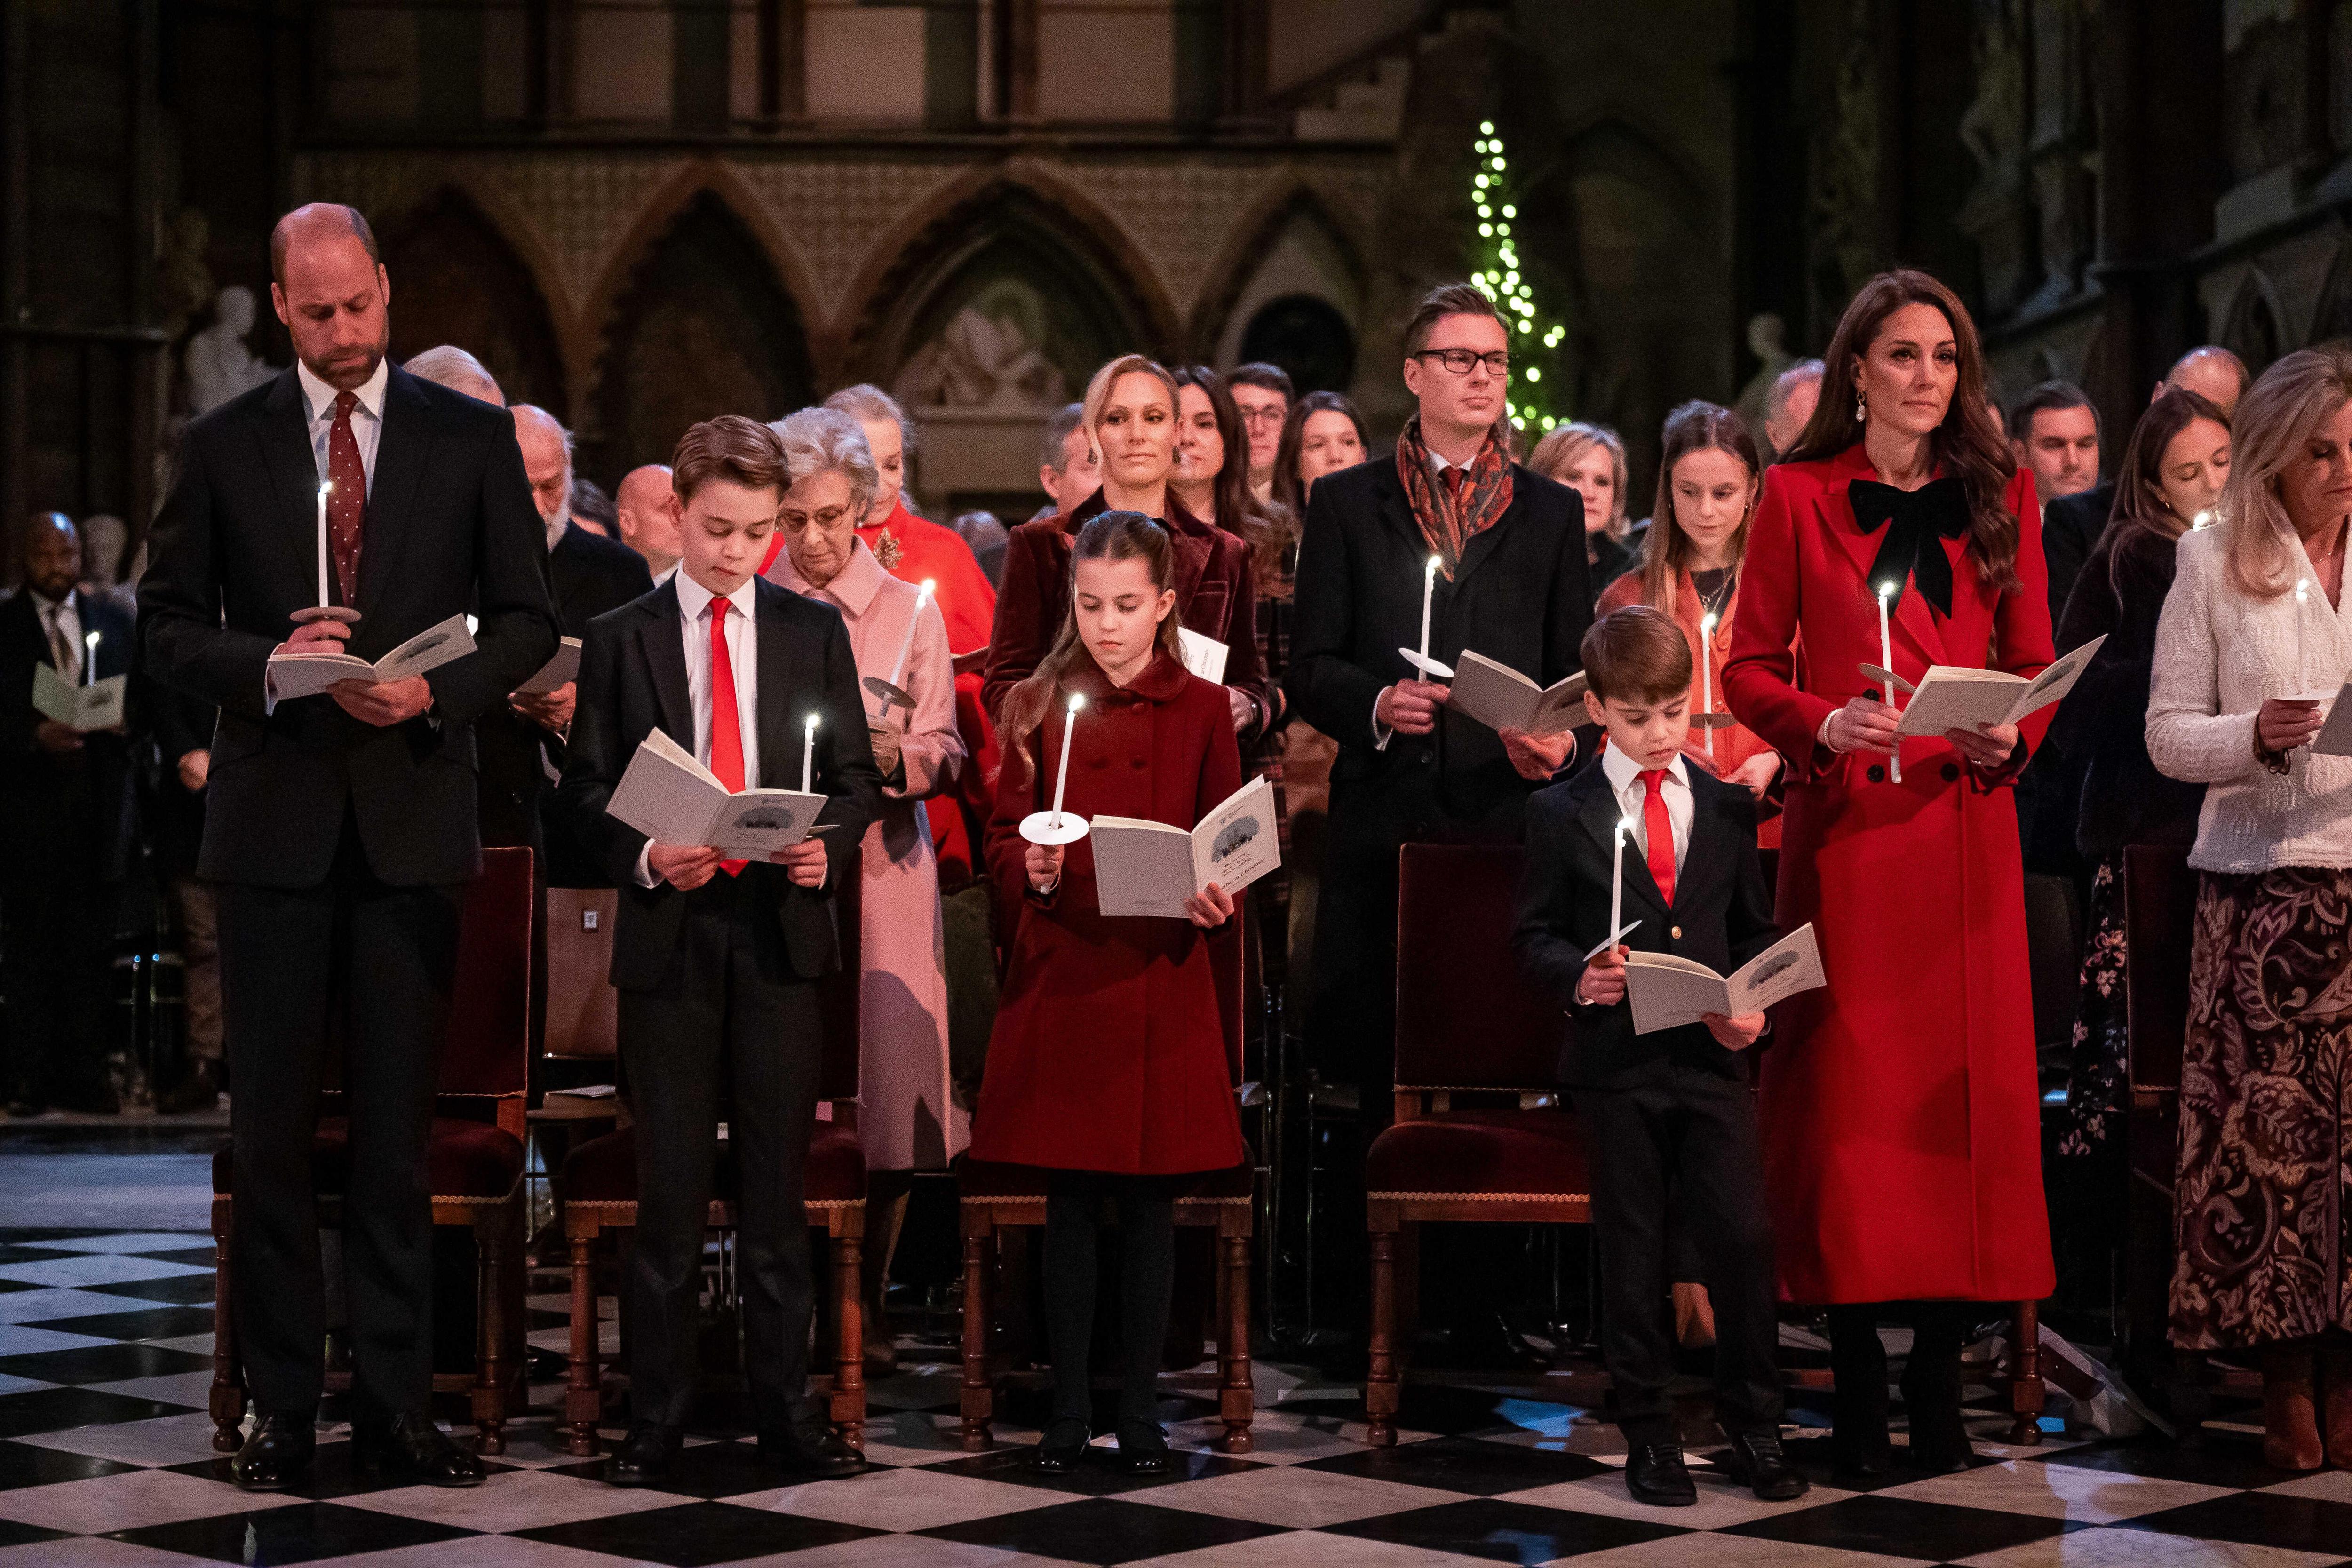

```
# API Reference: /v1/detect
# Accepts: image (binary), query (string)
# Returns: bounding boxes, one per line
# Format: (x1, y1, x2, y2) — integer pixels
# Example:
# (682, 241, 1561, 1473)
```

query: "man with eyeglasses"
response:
(1228, 363, 1294, 505)
(1284, 281, 1592, 1359)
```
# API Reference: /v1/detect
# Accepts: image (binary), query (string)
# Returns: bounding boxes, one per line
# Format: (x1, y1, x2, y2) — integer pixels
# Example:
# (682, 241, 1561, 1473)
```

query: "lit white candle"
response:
(801, 713, 819, 793)
(1049, 692, 1085, 825)
(1418, 554, 1439, 671)
(886, 579, 935, 690)
(1698, 610, 1718, 763)
(316, 482, 334, 606)
(2298, 577, 2311, 692)
(82, 629, 99, 688)
(1876, 582, 1901, 784)
(1609, 812, 1633, 949)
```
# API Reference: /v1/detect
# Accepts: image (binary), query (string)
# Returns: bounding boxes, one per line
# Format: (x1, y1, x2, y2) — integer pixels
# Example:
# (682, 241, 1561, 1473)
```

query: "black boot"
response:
(1827, 1305, 1892, 1487)
(1901, 1303, 1975, 1474)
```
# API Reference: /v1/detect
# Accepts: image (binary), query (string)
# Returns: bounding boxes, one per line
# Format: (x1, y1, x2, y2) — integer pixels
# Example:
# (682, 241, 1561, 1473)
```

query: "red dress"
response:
(1721, 443, 2054, 1305)
(968, 652, 1247, 1175)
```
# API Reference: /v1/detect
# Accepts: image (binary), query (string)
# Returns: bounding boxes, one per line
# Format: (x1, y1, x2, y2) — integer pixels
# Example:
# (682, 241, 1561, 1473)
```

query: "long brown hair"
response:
(1272, 390, 1370, 516)
(1785, 268, 2022, 593)
(996, 511, 1184, 782)
(1172, 365, 1294, 595)
(2110, 389, 2230, 554)
(1640, 400, 1761, 617)
(2218, 343, 2352, 599)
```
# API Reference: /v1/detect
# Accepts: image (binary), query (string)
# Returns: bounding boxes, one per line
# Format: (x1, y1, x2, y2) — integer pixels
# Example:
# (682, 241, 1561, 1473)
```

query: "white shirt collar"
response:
(675, 569, 757, 626)
(1601, 743, 1690, 801)
(295, 356, 388, 424)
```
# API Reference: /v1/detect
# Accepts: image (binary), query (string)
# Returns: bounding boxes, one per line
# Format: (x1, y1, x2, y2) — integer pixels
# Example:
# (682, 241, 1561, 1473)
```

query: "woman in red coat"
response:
(1721, 269, 2054, 1483)
(970, 510, 1246, 1476)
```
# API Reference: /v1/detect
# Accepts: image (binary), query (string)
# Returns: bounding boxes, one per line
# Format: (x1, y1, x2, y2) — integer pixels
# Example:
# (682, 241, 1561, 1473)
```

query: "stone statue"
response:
(184, 285, 278, 414)
(896, 281, 1070, 411)
(1732, 314, 1796, 435)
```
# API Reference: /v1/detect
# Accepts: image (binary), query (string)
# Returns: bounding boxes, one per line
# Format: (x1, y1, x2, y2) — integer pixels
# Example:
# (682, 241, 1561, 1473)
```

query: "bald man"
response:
(140, 201, 556, 1491)
(484, 405, 651, 883)
(2, 512, 135, 1117)
(615, 463, 681, 581)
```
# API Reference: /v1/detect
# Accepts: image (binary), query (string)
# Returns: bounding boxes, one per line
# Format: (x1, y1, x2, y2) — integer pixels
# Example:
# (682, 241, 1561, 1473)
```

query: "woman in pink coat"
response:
(766, 407, 967, 1377)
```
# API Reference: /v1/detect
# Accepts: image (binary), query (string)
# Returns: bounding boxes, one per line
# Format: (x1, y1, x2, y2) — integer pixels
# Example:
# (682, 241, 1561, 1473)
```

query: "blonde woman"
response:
(2146, 343, 2352, 1472)
(1532, 421, 1632, 594)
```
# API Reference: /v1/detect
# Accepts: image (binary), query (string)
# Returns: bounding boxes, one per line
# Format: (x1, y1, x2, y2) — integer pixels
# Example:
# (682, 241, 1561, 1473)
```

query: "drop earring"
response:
(1855, 390, 1867, 423)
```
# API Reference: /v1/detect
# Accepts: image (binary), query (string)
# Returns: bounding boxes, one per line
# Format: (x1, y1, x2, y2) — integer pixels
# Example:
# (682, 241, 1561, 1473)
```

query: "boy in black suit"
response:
(559, 416, 882, 1485)
(1512, 606, 1804, 1507)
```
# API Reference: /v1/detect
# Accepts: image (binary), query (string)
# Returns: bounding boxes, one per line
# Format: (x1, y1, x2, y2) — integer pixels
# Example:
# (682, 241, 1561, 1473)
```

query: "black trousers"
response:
(1576, 1065, 1781, 1447)
(217, 820, 461, 1423)
(1, 865, 119, 1108)
(618, 867, 822, 1432)
(1042, 1171, 1180, 1432)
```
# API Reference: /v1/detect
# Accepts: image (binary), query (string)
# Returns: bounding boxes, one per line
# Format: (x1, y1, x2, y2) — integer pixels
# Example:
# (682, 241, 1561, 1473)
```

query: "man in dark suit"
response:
(495, 404, 652, 886)
(559, 416, 880, 1484)
(1285, 283, 1593, 1099)
(1, 513, 136, 1114)
(1511, 606, 1798, 1506)
(138, 203, 557, 1491)
(143, 677, 224, 1113)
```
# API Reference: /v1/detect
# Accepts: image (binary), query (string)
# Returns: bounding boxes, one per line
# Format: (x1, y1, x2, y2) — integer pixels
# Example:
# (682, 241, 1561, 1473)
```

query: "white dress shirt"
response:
(31, 590, 83, 682)
(1600, 744, 1693, 882)
(636, 572, 762, 886)
(296, 356, 387, 495)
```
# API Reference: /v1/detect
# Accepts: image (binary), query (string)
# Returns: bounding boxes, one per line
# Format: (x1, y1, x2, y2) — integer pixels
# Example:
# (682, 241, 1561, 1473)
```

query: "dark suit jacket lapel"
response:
(1678, 773, 1734, 914)
(755, 585, 794, 790)
(359, 368, 433, 614)
(1375, 463, 1423, 557)
(1448, 486, 1517, 594)
(253, 370, 326, 610)
(1575, 771, 1669, 920)
(637, 580, 692, 749)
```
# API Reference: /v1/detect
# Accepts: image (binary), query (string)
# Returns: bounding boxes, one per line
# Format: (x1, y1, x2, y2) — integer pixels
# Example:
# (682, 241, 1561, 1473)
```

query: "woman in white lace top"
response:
(2144, 343, 2352, 1473)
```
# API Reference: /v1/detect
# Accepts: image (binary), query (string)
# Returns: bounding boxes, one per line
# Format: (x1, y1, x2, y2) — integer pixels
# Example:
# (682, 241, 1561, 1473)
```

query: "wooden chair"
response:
(956, 907, 1256, 1454)
(1362, 843, 1589, 1445)
(557, 871, 867, 1454)
(209, 845, 536, 1454)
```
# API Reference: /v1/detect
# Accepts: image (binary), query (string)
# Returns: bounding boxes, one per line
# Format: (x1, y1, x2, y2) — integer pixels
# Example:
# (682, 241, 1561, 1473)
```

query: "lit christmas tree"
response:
(1465, 119, 1570, 434)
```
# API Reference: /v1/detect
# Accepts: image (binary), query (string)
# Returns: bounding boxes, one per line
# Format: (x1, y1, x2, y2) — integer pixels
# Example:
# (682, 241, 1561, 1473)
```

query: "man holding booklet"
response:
(138, 203, 558, 1491)
(557, 415, 880, 1485)
(1513, 607, 1809, 1508)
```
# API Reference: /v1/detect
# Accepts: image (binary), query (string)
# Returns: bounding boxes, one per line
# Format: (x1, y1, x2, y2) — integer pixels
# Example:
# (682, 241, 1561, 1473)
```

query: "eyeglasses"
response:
(1411, 349, 1512, 376)
(1237, 406, 1287, 427)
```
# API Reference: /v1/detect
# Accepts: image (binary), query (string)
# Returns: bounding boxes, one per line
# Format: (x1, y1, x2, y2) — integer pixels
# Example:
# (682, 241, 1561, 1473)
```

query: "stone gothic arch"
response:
(380, 187, 569, 415)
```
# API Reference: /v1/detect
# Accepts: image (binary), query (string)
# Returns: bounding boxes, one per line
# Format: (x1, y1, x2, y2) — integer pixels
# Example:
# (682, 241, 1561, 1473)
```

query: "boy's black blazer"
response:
(557, 574, 882, 991)
(1512, 761, 1780, 1089)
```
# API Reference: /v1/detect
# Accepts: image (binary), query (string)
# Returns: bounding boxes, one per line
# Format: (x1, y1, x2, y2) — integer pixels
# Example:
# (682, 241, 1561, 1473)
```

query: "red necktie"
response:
(1441, 466, 1467, 511)
(707, 600, 747, 876)
(1640, 768, 1676, 909)
(326, 391, 366, 606)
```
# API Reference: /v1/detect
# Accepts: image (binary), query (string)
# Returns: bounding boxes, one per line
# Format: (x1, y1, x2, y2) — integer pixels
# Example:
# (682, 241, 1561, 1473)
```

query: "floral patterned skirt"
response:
(2169, 866, 2352, 1351)
(2058, 856, 2129, 1159)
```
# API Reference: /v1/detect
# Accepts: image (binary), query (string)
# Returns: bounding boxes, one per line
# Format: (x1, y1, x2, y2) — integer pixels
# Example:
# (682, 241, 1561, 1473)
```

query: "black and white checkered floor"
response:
(0, 1229, 2344, 1565)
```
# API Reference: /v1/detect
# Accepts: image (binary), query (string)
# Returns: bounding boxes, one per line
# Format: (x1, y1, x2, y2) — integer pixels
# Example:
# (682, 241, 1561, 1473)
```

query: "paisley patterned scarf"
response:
(1395, 415, 1514, 576)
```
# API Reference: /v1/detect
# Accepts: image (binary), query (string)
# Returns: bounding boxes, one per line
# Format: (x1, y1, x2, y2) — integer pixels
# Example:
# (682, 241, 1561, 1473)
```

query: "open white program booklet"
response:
(1092, 774, 1281, 918)
(32, 665, 126, 732)
(606, 727, 826, 860)
(1623, 923, 1824, 1035)
(1176, 626, 1229, 684)
(1884, 634, 2106, 737)
(1446, 651, 1587, 736)
(267, 614, 477, 702)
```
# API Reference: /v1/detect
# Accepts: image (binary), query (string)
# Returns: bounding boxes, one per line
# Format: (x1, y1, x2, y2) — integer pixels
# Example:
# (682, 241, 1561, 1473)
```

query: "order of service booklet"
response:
(1176, 626, 1229, 684)
(1881, 634, 2106, 737)
(266, 614, 477, 702)
(1445, 651, 1588, 736)
(32, 665, 127, 732)
(1623, 922, 1825, 1035)
(1091, 773, 1281, 918)
(515, 636, 582, 695)
(605, 727, 826, 859)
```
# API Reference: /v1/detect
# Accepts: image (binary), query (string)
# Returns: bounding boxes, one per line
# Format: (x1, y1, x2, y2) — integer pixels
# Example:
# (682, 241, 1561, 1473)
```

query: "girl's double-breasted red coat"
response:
(969, 651, 1247, 1176)
(1722, 442, 2056, 1306)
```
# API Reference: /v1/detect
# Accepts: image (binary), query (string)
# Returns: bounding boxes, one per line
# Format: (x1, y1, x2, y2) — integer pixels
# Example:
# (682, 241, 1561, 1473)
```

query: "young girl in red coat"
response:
(970, 509, 1247, 1474)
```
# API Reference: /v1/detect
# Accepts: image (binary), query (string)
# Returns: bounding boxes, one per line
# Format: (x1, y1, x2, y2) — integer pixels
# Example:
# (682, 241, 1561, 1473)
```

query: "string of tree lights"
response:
(1466, 119, 1571, 434)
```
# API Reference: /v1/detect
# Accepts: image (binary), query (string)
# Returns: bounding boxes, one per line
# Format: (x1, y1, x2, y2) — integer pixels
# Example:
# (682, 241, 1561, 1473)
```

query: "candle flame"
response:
(319, 481, 333, 498)
(2299, 578, 2311, 601)
(918, 578, 935, 599)
(1616, 815, 1637, 840)
(84, 630, 99, 649)
(1877, 582, 1895, 601)
(1427, 554, 1442, 572)
(805, 713, 820, 733)
(1700, 612, 1718, 632)
(1067, 692, 1086, 713)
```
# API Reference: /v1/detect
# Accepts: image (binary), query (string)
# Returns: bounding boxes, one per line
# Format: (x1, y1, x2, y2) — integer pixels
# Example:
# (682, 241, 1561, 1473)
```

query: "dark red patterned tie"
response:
(326, 390, 365, 606)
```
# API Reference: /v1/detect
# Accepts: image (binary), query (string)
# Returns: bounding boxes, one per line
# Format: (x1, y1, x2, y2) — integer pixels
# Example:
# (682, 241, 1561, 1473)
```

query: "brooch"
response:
(874, 529, 903, 571)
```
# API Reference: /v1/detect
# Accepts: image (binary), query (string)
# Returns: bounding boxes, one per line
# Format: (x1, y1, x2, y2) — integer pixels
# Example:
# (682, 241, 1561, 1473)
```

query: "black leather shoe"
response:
(1116, 1419, 1171, 1476)
(1033, 1418, 1090, 1474)
(605, 1421, 683, 1487)
(1720, 1427, 1810, 1501)
(757, 1421, 867, 1479)
(351, 1414, 484, 1488)
(1625, 1441, 1698, 1506)
(230, 1414, 315, 1492)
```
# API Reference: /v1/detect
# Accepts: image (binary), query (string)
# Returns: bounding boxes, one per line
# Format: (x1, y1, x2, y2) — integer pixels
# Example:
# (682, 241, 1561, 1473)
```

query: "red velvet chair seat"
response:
(1364, 1109, 1589, 1199)
(561, 1123, 866, 1207)
(211, 1116, 524, 1200)
(957, 1155, 1254, 1202)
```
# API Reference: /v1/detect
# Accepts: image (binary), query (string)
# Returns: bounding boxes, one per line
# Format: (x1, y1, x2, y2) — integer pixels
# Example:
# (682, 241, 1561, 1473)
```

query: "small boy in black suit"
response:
(1512, 605, 1805, 1507)
(559, 416, 882, 1486)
